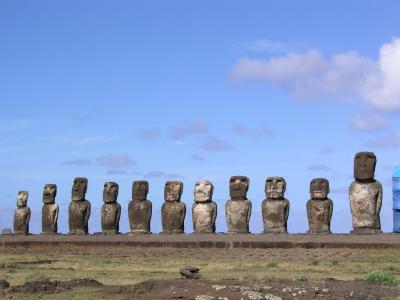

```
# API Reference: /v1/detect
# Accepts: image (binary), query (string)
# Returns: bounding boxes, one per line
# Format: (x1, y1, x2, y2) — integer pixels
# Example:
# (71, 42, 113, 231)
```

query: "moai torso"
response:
(128, 181, 152, 234)
(307, 178, 333, 234)
(262, 177, 290, 233)
(350, 152, 382, 234)
(192, 180, 217, 233)
(225, 176, 251, 233)
(13, 191, 30, 235)
(68, 177, 91, 235)
(161, 181, 186, 233)
(101, 182, 121, 234)
(42, 184, 59, 235)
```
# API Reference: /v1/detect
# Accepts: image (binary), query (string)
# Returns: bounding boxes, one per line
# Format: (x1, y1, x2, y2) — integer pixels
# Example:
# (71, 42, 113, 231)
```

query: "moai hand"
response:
(192, 180, 217, 233)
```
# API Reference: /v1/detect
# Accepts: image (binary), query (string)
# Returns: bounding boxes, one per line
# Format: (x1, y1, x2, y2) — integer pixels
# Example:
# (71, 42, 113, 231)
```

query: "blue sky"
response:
(1, 1, 400, 234)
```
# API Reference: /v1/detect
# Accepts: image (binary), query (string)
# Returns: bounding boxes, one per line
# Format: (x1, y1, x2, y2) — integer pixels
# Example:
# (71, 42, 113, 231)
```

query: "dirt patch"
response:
(2, 278, 399, 299)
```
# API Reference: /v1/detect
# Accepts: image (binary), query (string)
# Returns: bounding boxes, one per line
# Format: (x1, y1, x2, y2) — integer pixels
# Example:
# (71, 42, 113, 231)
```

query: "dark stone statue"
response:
(101, 182, 121, 234)
(225, 176, 252, 233)
(68, 177, 91, 235)
(192, 180, 217, 233)
(262, 177, 290, 233)
(41, 184, 59, 235)
(128, 181, 152, 234)
(161, 181, 186, 234)
(350, 152, 382, 234)
(306, 178, 333, 234)
(13, 191, 30, 235)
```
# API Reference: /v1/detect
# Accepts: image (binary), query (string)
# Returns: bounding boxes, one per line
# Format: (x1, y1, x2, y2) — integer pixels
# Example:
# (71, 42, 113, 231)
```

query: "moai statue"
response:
(161, 181, 186, 234)
(101, 182, 121, 234)
(128, 181, 152, 234)
(225, 176, 252, 233)
(262, 177, 290, 233)
(350, 152, 383, 234)
(13, 191, 31, 235)
(68, 177, 91, 235)
(306, 178, 333, 234)
(192, 180, 217, 233)
(41, 184, 59, 235)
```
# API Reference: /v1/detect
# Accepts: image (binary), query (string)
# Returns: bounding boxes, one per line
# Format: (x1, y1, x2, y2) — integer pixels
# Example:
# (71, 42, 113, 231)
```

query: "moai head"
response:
(164, 181, 183, 202)
(71, 177, 88, 201)
(310, 178, 329, 199)
(132, 181, 149, 200)
(265, 177, 286, 199)
(43, 184, 57, 204)
(194, 180, 214, 203)
(354, 152, 376, 181)
(229, 176, 249, 200)
(103, 182, 119, 203)
(17, 191, 28, 207)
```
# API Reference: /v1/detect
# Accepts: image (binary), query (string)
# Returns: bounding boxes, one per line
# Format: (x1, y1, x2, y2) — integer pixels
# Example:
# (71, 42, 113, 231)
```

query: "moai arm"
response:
(161, 203, 166, 229)
(53, 205, 59, 228)
(262, 200, 266, 223)
(211, 202, 217, 226)
(85, 201, 91, 227)
(349, 183, 354, 213)
(27, 207, 31, 232)
(181, 203, 186, 227)
(328, 199, 333, 222)
(247, 201, 252, 226)
(284, 200, 290, 223)
(191, 203, 196, 230)
(116, 203, 121, 225)
(147, 201, 152, 225)
(376, 182, 383, 216)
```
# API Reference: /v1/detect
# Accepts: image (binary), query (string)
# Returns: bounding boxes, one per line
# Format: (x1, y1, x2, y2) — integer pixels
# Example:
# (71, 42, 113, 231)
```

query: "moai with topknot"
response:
(192, 180, 217, 233)
(128, 181, 152, 234)
(350, 152, 382, 234)
(161, 181, 186, 234)
(225, 176, 252, 233)
(68, 177, 91, 235)
(101, 182, 121, 234)
(306, 178, 333, 234)
(262, 177, 290, 233)
(13, 191, 31, 235)
(42, 184, 59, 235)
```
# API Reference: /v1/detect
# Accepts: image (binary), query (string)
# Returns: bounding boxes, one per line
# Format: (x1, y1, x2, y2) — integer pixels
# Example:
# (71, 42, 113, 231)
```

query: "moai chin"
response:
(13, 191, 31, 235)
(41, 184, 59, 235)
(68, 177, 91, 235)
(128, 181, 152, 234)
(225, 176, 252, 234)
(306, 178, 333, 234)
(161, 181, 186, 234)
(262, 177, 290, 233)
(101, 182, 121, 235)
(192, 180, 217, 233)
(350, 152, 382, 234)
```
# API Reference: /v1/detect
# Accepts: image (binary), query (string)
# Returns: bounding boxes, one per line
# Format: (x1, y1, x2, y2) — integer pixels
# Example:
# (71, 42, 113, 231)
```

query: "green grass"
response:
(365, 272, 399, 285)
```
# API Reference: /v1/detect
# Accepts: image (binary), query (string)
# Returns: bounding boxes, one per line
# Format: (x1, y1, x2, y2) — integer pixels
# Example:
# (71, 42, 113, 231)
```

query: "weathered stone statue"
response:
(128, 181, 152, 234)
(161, 181, 186, 234)
(225, 176, 252, 233)
(306, 178, 333, 234)
(68, 177, 91, 235)
(350, 151, 382, 234)
(13, 191, 30, 235)
(101, 182, 121, 234)
(192, 180, 217, 233)
(262, 177, 290, 233)
(41, 184, 59, 235)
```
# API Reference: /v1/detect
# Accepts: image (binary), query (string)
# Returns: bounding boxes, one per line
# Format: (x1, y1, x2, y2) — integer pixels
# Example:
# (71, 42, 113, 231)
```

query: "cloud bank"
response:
(231, 38, 400, 111)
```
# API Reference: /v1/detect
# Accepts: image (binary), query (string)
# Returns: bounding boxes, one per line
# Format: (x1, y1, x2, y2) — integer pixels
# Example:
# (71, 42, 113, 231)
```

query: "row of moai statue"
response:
(12, 151, 383, 235)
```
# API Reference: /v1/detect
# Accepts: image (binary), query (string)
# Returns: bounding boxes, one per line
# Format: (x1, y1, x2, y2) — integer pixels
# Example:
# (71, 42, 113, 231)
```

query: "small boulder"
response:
(179, 266, 200, 279)
(0, 279, 10, 289)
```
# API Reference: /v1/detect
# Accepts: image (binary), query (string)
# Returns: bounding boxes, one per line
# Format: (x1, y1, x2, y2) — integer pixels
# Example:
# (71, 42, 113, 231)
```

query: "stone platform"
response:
(1, 233, 399, 249)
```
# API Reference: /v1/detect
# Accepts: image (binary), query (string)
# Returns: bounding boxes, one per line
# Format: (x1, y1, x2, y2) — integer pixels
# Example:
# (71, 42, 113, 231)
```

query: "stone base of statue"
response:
(227, 230, 250, 234)
(160, 229, 184, 234)
(40, 232, 58, 236)
(102, 230, 119, 235)
(307, 229, 331, 235)
(13, 231, 28, 236)
(129, 230, 151, 235)
(263, 227, 287, 234)
(68, 230, 88, 235)
(350, 228, 382, 234)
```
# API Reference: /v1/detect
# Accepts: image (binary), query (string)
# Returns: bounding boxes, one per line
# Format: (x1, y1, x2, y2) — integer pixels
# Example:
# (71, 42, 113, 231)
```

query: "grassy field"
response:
(0, 248, 399, 299)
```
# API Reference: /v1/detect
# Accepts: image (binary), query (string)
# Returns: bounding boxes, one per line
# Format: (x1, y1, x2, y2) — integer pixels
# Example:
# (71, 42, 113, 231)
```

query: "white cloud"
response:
(96, 154, 136, 168)
(349, 113, 389, 133)
(170, 120, 209, 141)
(230, 37, 400, 111)
(201, 136, 232, 151)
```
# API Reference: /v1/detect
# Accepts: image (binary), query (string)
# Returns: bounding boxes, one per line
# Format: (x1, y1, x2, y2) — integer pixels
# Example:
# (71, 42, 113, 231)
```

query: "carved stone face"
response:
(310, 178, 329, 199)
(164, 181, 183, 202)
(132, 181, 149, 200)
(354, 152, 376, 180)
(229, 176, 249, 200)
(194, 180, 214, 202)
(17, 191, 28, 207)
(43, 184, 57, 204)
(265, 177, 286, 199)
(72, 177, 88, 201)
(103, 182, 119, 203)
